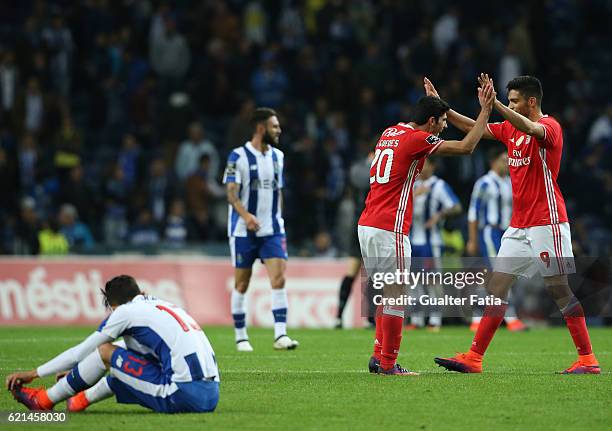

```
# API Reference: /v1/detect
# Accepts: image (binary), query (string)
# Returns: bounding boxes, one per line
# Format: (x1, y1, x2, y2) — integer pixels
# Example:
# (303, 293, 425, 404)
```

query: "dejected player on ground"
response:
(427, 74, 600, 374)
(358, 81, 496, 376)
(6, 275, 220, 413)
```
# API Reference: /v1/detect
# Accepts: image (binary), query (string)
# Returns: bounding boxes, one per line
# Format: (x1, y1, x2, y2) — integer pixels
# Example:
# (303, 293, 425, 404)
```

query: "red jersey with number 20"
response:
(487, 115, 568, 228)
(358, 123, 444, 235)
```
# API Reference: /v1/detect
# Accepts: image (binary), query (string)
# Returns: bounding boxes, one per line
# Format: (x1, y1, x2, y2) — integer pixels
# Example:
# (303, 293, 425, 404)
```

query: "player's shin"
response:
(337, 276, 355, 318)
(231, 290, 249, 341)
(47, 348, 107, 404)
(84, 375, 114, 404)
(373, 305, 383, 361)
(469, 301, 508, 357)
(559, 294, 594, 356)
(271, 288, 288, 339)
(380, 305, 404, 370)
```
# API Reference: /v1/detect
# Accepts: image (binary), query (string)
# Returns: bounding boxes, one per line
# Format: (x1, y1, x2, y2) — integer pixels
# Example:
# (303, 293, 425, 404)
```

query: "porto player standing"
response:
(427, 75, 600, 374)
(358, 82, 496, 375)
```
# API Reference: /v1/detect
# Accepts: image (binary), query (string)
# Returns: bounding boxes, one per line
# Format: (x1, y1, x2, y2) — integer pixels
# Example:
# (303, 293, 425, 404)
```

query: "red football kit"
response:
(487, 115, 568, 228)
(358, 123, 444, 235)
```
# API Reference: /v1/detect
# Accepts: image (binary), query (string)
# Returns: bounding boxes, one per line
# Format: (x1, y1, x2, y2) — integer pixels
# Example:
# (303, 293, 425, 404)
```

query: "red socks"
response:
(562, 300, 593, 356)
(469, 303, 507, 356)
(380, 306, 404, 370)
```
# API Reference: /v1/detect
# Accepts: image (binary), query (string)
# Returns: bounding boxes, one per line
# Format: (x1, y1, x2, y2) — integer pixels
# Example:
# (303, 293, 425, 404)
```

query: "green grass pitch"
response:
(1, 326, 610, 430)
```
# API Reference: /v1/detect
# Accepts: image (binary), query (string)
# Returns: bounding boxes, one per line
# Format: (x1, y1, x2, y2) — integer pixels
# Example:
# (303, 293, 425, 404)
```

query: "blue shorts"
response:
(478, 226, 504, 267)
(229, 234, 288, 268)
(411, 244, 441, 271)
(106, 347, 219, 413)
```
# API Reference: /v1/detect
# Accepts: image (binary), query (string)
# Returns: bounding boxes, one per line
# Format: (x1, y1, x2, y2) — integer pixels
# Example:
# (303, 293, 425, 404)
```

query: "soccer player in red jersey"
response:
(427, 74, 600, 374)
(359, 82, 496, 375)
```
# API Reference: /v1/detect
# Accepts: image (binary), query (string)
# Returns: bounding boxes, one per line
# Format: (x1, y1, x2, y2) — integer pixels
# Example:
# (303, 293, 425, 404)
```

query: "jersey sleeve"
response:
(536, 117, 562, 149)
(405, 130, 445, 158)
(222, 150, 242, 184)
(467, 179, 488, 222)
(36, 331, 113, 377)
(486, 122, 506, 145)
(97, 305, 130, 340)
(437, 180, 460, 210)
(275, 149, 285, 189)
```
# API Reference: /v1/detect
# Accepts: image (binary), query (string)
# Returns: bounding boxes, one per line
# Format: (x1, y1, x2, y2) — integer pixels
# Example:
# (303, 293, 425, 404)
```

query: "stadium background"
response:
(0, 0, 610, 327)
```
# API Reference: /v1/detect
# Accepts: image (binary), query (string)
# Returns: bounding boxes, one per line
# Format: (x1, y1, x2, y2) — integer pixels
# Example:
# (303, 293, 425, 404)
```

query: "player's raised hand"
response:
(245, 213, 261, 231)
(6, 370, 37, 390)
(478, 83, 495, 112)
(423, 77, 440, 98)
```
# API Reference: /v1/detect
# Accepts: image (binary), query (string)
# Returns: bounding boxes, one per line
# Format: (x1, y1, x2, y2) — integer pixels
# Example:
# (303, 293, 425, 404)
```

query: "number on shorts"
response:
(540, 251, 550, 268)
(370, 148, 394, 184)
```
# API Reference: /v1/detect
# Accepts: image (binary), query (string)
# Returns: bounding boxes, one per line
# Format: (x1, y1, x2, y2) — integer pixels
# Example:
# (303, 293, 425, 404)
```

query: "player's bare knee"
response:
(271, 275, 285, 290)
(235, 283, 248, 294)
(98, 343, 117, 366)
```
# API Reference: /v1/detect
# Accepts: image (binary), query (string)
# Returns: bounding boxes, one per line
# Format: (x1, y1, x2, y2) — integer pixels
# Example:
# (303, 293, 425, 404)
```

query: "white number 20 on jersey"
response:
(370, 148, 394, 184)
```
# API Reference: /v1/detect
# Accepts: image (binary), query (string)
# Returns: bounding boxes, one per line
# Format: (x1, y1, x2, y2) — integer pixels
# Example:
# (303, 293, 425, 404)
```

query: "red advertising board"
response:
(0, 257, 363, 328)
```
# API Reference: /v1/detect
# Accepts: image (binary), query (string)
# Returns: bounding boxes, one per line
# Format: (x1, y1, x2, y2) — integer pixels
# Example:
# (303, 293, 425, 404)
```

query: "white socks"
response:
(271, 289, 288, 339)
(84, 377, 114, 404)
(47, 349, 106, 403)
(231, 290, 248, 341)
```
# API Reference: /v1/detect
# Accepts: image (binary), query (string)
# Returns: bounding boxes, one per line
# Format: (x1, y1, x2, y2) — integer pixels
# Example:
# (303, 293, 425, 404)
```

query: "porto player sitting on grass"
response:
(426, 74, 600, 374)
(358, 81, 495, 376)
(6, 275, 220, 413)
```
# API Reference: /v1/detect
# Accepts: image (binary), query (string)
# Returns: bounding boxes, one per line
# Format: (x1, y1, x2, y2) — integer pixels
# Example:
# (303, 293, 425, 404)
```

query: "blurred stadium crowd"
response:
(0, 0, 610, 256)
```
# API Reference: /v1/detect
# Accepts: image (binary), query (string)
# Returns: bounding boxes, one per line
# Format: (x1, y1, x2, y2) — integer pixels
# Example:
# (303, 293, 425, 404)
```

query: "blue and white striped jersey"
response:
(223, 142, 285, 237)
(467, 170, 512, 229)
(98, 295, 219, 383)
(410, 175, 459, 246)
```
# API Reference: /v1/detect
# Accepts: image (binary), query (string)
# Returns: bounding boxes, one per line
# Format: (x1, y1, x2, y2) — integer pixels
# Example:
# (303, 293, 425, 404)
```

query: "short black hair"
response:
(250, 107, 277, 130)
(488, 146, 506, 165)
(412, 96, 450, 125)
(102, 275, 141, 308)
(506, 76, 543, 105)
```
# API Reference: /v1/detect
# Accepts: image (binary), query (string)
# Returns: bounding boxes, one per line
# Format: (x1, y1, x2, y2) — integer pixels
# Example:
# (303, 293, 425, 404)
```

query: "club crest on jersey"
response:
(426, 135, 441, 145)
(382, 127, 405, 137)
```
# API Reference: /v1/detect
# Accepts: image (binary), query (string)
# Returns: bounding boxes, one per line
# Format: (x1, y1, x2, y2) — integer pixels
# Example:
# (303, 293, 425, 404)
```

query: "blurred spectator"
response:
(18, 77, 45, 135)
(164, 199, 188, 246)
(117, 134, 142, 189)
(251, 51, 289, 108)
(312, 231, 338, 258)
(38, 217, 69, 255)
(243, 1, 267, 46)
(58, 203, 95, 251)
(42, 13, 73, 96)
(147, 157, 177, 224)
(226, 98, 255, 150)
(185, 154, 224, 240)
(588, 105, 612, 147)
(129, 208, 159, 245)
(0, 51, 18, 123)
(103, 164, 129, 245)
(17, 133, 39, 194)
(56, 165, 97, 227)
(432, 7, 459, 56)
(150, 17, 190, 85)
(175, 122, 219, 181)
(14, 197, 40, 254)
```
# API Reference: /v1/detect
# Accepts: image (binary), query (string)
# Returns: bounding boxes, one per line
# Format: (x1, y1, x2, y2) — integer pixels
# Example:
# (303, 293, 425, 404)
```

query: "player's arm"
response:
(467, 220, 479, 256)
(424, 77, 496, 140)
(434, 83, 496, 156)
(226, 183, 260, 231)
(476, 73, 546, 140)
(223, 151, 260, 231)
(5, 331, 113, 389)
(424, 203, 462, 229)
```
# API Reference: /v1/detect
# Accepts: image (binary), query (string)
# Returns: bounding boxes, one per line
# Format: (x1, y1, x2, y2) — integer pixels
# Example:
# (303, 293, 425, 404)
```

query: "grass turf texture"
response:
(0, 326, 610, 430)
